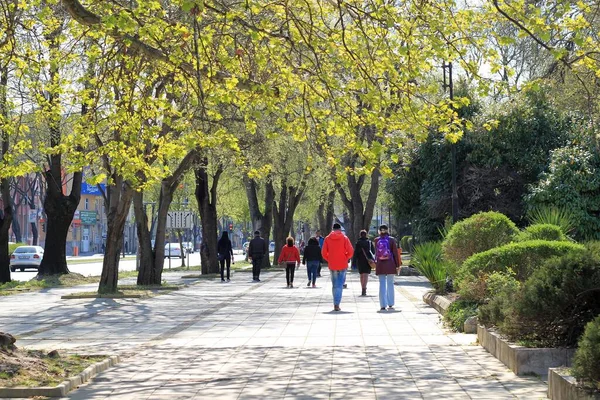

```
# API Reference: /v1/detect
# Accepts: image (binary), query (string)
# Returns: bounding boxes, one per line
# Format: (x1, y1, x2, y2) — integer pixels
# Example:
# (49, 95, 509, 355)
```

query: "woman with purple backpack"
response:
(374, 225, 401, 311)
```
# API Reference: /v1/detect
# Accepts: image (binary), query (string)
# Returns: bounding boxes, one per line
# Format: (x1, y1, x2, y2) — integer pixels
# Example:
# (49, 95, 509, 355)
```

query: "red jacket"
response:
(322, 230, 354, 270)
(278, 245, 300, 265)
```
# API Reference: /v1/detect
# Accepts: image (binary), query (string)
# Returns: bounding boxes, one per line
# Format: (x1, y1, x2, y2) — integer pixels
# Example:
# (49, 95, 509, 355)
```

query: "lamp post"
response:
(442, 61, 459, 223)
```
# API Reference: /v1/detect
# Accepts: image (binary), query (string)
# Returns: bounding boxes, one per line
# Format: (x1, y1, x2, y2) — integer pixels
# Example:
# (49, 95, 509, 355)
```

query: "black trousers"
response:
(220, 257, 231, 280)
(252, 256, 263, 280)
(286, 263, 296, 285)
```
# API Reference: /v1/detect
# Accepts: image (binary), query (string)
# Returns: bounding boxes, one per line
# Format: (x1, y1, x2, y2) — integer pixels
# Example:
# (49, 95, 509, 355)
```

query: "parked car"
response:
(164, 243, 183, 258)
(10, 246, 44, 272)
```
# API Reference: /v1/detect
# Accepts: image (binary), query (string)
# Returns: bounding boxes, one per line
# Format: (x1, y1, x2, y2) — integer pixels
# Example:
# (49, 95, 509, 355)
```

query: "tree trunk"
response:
(272, 182, 305, 266)
(10, 197, 21, 243)
(318, 190, 335, 235)
(244, 176, 274, 268)
(337, 168, 381, 245)
(0, 179, 12, 284)
(195, 158, 222, 275)
(134, 191, 157, 285)
(98, 177, 134, 294)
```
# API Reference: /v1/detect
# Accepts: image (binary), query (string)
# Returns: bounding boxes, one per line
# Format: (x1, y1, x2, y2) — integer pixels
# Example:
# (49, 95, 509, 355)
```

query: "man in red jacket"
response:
(322, 223, 354, 311)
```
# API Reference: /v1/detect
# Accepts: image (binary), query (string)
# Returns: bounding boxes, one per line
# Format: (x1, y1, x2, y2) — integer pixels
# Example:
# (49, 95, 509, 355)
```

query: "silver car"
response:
(10, 246, 44, 272)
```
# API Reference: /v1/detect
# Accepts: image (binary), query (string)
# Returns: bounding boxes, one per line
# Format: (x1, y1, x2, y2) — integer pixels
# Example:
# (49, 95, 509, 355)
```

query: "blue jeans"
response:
(307, 261, 319, 284)
(379, 274, 395, 308)
(330, 269, 347, 306)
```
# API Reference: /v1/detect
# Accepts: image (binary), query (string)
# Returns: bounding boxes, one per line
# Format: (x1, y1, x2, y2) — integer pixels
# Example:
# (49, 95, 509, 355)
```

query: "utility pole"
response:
(442, 61, 459, 223)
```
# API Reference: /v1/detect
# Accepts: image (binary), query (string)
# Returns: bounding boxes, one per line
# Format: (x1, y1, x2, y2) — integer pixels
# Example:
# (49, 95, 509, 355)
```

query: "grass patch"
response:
(67, 255, 136, 265)
(0, 274, 97, 296)
(0, 349, 104, 388)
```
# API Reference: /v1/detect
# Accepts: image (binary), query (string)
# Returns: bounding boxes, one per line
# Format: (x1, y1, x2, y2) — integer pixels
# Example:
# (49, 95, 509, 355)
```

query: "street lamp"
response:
(442, 61, 459, 223)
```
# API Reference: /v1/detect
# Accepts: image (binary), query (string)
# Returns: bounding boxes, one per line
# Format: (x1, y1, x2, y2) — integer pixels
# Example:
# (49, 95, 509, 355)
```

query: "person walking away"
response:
(278, 237, 300, 288)
(316, 230, 325, 277)
(353, 230, 375, 296)
(374, 225, 400, 311)
(217, 231, 234, 282)
(322, 223, 354, 311)
(248, 230, 268, 282)
(302, 237, 322, 288)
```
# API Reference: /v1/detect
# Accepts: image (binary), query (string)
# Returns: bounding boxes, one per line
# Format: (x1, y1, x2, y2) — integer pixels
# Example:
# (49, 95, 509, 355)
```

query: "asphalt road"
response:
(11, 251, 250, 282)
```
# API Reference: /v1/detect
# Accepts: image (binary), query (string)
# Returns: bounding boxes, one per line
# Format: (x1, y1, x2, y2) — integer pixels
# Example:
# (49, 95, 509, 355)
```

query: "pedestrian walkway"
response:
(0, 269, 548, 399)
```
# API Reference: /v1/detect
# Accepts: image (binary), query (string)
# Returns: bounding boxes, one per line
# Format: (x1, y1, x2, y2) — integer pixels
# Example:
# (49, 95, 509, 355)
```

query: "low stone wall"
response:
(548, 368, 600, 400)
(422, 292, 452, 315)
(478, 325, 575, 376)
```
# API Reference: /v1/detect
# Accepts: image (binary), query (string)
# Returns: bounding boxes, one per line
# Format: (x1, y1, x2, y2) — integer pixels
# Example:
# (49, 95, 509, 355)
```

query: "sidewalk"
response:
(0, 270, 548, 399)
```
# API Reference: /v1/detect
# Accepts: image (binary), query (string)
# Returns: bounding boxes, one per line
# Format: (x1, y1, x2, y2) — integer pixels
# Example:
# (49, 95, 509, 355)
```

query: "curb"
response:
(61, 294, 142, 299)
(422, 292, 452, 315)
(0, 355, 119, 398)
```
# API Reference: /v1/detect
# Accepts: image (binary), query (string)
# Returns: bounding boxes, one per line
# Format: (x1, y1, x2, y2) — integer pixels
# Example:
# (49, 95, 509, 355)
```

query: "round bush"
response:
(517, 224, 567, 242)
(572, 316, 600, 389)
(442, 211, 519, 266)
(401, 236, 412, 252)
(457, 240, 586, 296)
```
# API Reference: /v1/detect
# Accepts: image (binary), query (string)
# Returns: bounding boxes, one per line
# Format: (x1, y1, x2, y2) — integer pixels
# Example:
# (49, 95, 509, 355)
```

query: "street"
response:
(10, 251, 250, 282)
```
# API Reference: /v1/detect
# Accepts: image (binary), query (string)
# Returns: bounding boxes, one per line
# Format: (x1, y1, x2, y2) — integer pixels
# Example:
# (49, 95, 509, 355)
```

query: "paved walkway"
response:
(0, 269, 548, 399)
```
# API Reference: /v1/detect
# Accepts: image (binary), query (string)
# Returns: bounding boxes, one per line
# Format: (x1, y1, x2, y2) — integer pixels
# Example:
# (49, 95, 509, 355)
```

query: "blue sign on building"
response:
(81, 181, 106, 196)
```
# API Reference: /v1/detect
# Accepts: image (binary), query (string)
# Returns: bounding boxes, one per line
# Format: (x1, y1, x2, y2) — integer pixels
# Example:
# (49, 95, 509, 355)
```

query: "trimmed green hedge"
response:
(572, 316, 600, 389)
(458, 240, 586, 286)
(442, 211, 519, 267)
(516, 224, 567, 242)
(400, 235, 412, 252)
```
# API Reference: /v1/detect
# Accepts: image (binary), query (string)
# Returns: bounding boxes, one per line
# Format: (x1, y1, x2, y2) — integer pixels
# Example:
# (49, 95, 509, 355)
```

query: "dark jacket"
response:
(353, 237, 375, 274)
(374, 234, 400, 275)
(217, 238, 233, 259)
(248, 236, 268, 258)
(302, 242, 322, 264)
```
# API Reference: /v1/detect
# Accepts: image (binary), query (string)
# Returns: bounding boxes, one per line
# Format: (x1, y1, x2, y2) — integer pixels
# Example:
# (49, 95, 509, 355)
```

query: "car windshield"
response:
(14, 247, 37, 253)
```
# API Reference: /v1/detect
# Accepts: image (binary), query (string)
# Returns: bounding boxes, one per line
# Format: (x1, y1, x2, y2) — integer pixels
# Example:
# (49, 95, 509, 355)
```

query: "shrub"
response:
(516, 224, 568, 242)
(400, 236, 412, 252)
(480, 250, 600, 347)
(477, 270, 521, 325)
(458, 240, 585, 287)
(442, 211, 519, 266)
(445, 300, 478, 332)
(526, 206, 576, 237)
(407, 237, 414, 253)
(412, 242, 446, 294)
(572, 316, 600, 390)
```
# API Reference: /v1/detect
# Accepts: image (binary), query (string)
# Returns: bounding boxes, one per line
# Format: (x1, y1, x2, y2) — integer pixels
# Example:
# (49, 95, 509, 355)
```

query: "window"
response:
(85, 198, 89, 210)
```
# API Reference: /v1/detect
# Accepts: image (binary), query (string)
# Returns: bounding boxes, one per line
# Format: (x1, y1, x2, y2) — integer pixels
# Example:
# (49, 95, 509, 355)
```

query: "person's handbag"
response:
(361, 248, 376, 270)
(217, 253, 225, 262)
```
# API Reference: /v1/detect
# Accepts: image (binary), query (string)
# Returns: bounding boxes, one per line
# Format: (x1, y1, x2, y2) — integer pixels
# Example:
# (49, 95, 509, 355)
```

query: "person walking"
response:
(353, 230, 375, 296)
(302, 237, 322, 288)
(278, 237, 300, 288)
(217, 231, 234, 282)
(321, 223, 354, 311)
(374, 225, 401, 311)
(316, 230, 325, 277)
(248, 230, 268, 282)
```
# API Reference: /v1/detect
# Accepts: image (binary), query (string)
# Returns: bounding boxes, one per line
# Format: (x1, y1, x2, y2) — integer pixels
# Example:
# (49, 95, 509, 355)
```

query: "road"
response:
(11, 251, 250, 282)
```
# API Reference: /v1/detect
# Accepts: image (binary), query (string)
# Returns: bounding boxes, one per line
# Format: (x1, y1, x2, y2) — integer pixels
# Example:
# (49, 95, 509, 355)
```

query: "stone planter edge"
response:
(548, 368, 600, 400)
(422, 292, 452, 315)
(477, 324, 575, 376)
(0, 355, 120, 398)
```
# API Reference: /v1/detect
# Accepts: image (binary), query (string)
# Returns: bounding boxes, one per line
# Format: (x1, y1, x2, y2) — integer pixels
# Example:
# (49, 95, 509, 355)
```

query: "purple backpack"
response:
(376, 236, 392, 261)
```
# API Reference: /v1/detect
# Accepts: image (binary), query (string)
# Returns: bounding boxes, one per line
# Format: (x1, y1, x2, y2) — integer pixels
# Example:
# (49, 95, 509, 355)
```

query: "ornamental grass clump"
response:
(412, 241, 447, 294)
(527, 205, 576, 238)
(572, 316, 600, 391)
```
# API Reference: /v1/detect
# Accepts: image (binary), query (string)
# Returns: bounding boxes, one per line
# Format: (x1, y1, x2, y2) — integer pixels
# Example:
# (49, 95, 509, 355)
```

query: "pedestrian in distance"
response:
(315, 230, 325, 277)
(353, 229, 375, 296)
(374, 225, 401, 311)
(322, 223, 354, 311)
(217, 231, 234, 282)
(302, 237, 322, 288)
(248, 230, 268, 282)
(278, 237, 301, 288)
